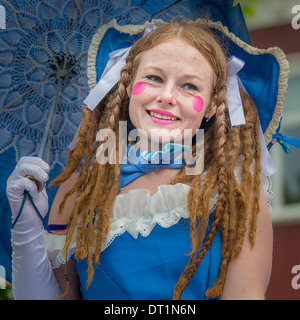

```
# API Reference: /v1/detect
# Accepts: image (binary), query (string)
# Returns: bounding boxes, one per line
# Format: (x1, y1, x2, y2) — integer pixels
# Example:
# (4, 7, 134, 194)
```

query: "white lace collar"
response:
(44, 182, 217, 268)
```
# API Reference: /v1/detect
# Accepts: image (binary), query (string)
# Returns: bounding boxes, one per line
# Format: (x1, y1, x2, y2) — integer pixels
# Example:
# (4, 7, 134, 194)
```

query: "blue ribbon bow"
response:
(272, 132, 300, 154)
(119, 143, 189, 188)
(270, 118, 300, 154)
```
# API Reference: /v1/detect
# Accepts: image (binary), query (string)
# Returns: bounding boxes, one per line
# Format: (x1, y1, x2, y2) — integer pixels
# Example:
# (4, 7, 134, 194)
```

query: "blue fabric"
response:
(225, 45, 280, 134)
(47, 224, 68, 232)
(0, 148, 15, 283)
(74, 215, 222, 300)
(268, 118, 300, 153)
(272, 133, 300, 154)
(95, 0, 251, 83)
(120, 143, 187, 187)
(95, 29, 140, 84)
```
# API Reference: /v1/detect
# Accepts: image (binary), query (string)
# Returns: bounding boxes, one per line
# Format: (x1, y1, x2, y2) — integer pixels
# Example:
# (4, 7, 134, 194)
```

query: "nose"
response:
(156, 84, 177, 106)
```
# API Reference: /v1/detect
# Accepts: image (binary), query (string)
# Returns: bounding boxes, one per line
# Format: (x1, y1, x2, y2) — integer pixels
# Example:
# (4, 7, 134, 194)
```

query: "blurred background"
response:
(243, 0, 300, 300)
(0, 0, 299, 300)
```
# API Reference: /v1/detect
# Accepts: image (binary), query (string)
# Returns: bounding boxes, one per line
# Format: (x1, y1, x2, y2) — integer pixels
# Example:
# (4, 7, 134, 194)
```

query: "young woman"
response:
(7, 18, 288, 300)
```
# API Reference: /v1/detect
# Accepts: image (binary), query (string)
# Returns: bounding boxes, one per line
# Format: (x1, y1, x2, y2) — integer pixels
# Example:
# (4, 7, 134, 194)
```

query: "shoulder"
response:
(47, 172, 80, 233)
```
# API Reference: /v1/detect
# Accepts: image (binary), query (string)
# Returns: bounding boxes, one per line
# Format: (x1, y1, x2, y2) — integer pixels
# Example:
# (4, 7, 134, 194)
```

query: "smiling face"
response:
(127, 38, 217, 149)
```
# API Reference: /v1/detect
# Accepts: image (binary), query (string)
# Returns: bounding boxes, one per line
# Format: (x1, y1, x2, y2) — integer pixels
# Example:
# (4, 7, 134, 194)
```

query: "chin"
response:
(147, 129, 184, 147)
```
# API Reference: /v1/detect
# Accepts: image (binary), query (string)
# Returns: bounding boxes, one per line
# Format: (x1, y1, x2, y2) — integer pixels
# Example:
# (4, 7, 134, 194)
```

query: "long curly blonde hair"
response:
(50, 19, 262, 299)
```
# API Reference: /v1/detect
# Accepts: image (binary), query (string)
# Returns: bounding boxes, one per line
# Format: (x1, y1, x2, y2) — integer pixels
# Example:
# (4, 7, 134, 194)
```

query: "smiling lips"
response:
(147, 109, 179, 125)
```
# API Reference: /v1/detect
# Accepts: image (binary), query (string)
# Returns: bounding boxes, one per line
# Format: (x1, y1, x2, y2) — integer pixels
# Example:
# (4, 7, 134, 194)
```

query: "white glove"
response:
(7, 156, 49, 230)
(7, 156, 62, 300)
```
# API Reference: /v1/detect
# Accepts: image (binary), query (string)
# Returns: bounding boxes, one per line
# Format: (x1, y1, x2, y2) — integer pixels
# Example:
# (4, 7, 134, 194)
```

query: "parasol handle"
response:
(37, 77, 64, 159)
(24, 175, 45, 193)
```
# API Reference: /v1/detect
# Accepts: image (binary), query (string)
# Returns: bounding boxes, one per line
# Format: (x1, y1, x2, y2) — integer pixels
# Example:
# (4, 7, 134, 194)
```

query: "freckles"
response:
(193, 96, 204, 113)
(132, 81, 147, 95)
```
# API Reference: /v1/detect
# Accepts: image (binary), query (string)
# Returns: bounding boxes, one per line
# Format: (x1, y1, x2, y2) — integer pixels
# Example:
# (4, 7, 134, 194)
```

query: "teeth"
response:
(149, 111, 177, 121)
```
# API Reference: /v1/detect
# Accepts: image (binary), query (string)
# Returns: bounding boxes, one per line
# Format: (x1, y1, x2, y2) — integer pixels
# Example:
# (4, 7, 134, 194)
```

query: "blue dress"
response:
(45, 183, 222, 300)
(74, 215, 222, 300)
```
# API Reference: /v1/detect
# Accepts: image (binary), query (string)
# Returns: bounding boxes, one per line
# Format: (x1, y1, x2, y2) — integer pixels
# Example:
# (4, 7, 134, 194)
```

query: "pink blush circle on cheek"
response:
(132, 81, 147, 95)
(193, 96, 204, 112)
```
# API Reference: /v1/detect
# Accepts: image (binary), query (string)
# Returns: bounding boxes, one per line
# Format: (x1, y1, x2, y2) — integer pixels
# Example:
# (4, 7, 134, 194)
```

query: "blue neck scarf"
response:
(119, 143, 189, 188)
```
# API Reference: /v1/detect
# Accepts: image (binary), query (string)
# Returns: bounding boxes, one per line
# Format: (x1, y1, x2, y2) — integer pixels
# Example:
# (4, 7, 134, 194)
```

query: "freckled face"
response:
(127, 38, 216, 145)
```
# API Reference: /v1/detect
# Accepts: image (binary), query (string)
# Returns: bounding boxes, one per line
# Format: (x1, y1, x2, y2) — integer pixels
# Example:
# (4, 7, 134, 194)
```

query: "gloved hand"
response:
(7, 156, 62, 300)
(7, 156, 49, 236)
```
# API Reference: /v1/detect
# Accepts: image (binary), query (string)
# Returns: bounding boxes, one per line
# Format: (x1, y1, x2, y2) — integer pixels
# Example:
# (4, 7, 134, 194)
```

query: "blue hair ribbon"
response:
(270, 118, 300, 154)
(272, 132, 300, 154)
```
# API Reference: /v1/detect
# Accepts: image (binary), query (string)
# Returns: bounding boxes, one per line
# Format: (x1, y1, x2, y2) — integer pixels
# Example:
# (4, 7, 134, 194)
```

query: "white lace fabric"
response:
(43, 167, 274, 269)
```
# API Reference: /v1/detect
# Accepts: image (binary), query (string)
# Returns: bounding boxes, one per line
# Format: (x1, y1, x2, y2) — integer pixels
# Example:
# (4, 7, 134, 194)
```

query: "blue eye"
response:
(146, 75, 163, 83)
(184, 83, 198, 91)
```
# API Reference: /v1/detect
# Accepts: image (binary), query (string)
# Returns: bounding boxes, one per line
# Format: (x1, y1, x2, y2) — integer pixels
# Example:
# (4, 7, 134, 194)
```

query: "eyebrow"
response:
(143, 66, 204, 83)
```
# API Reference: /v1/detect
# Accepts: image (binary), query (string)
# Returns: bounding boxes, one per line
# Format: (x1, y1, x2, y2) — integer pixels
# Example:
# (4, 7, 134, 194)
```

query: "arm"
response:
(46, 172, 82, 300)
(8, 157, 81, 300)
(221, 183, 273, 300)
(7, 157, 62, 299)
